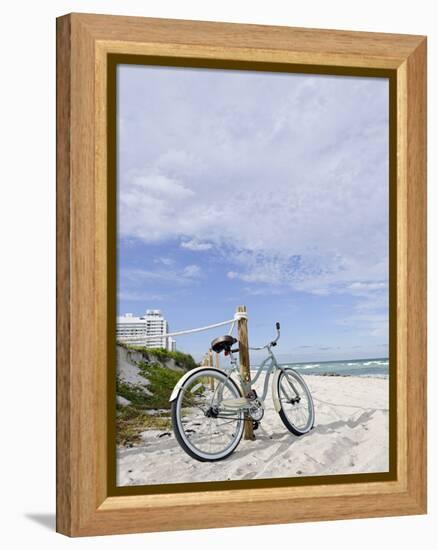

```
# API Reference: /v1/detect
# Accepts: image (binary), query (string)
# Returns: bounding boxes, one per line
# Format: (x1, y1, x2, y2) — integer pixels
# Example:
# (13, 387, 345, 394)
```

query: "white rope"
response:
(119, 311, 248, 342)
(228, 310, 248, 336)
(233, 311, 248, 321)
(156, 318, 235, 338)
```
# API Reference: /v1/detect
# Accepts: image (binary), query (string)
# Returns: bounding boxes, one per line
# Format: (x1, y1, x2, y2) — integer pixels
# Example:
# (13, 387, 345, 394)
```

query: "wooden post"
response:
(237, 305, 254, 440)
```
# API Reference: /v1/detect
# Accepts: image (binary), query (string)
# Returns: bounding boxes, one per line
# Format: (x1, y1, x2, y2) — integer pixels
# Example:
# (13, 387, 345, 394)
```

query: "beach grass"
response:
(117, 342, 198, 371)
(116, 363, 194, 446)
(116, 405, 172, 445)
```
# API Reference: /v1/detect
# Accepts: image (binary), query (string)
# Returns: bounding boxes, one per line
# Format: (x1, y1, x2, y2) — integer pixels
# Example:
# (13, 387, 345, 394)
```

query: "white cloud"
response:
(337, 312, 388, 338)
(118, 173, 196, 242)
(153, 257, 175, 266)
(118, 263, 202, 308)
(348, 281, 388, 292)
(134, 174, 194, 199)
(121, 264, 202, 286)
(118, 66, 389, 298)
(181, 239, 212, 251)
(333, 282, 388, 337)
(182, 264, 202, 278)
(117, 291, 163, 302)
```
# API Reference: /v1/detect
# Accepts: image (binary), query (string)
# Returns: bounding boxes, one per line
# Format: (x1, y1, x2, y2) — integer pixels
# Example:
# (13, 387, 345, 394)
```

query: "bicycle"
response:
(169, 322, 315, 462)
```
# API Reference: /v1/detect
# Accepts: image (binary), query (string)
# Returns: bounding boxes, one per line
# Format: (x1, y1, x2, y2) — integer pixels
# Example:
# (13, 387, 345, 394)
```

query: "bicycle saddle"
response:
(211, 335, 237, 354)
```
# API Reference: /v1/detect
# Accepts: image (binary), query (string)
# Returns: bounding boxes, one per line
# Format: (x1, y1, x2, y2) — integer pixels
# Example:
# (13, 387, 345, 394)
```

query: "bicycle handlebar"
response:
(249, 322, 281, 350)
(271, 321, 281, 345)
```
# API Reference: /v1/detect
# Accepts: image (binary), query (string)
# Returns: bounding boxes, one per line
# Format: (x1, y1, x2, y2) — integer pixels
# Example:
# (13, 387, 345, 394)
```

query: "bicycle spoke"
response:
(278, 370, 313, 433)
(175, 369, 244, 459)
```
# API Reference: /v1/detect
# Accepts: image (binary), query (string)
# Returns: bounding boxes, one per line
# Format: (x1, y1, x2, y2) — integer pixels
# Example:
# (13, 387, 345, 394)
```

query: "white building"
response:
(117, 309, 176, 351)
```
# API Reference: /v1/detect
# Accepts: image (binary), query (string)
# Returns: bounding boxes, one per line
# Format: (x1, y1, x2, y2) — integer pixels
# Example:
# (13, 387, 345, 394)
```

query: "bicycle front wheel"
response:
(171, 368, 244, 462)
(276, 368, 314, 435)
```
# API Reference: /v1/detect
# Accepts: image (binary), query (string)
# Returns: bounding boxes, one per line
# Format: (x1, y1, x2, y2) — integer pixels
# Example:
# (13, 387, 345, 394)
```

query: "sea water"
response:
(280, 358, 389, 378)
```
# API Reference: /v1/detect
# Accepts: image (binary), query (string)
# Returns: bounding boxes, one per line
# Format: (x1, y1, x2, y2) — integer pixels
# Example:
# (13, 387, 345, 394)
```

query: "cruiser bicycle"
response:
(169, 322, 315, 462)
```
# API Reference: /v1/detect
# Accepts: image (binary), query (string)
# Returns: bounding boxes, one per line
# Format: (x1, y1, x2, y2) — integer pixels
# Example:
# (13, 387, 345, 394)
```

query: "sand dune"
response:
(117, 374, 389, 486)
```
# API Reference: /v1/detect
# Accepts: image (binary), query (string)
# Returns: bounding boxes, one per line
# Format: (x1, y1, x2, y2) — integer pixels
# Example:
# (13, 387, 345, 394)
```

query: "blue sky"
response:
(117, 65, 389, 363)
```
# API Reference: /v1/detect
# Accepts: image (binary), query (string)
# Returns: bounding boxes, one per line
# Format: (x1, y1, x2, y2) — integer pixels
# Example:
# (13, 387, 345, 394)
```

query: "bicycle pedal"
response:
(252, 420, 259, 431)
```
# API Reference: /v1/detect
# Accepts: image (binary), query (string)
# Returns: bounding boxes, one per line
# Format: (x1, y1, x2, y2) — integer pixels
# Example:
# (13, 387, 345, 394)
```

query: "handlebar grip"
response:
(276, 322, 280, 330)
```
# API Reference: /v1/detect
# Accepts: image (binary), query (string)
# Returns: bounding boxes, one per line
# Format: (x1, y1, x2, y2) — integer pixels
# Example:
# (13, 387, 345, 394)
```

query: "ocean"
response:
(275, 357, 389, 378)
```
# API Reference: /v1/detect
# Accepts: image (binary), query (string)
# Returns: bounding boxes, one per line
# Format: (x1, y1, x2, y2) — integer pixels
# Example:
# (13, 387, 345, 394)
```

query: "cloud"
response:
(181, 239, 213, 251)
(154, 257, 175, 266)
(118, 66, 389, 299)
(330, 279, 388, 337)
(182, 264, 202, 278)
(120, 264, 202, 288)
(241, 286, 285, 296)
(226, 251, 320, 289)
(337, 312, 388, 338)
(118, 262, 203, 310)
(117, 291, 163, 302)
(348, 281, 388, 293)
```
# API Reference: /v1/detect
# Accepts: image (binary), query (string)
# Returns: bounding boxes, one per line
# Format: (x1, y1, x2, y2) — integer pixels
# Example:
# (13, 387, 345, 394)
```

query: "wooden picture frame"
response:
(56, 13, 427, 536)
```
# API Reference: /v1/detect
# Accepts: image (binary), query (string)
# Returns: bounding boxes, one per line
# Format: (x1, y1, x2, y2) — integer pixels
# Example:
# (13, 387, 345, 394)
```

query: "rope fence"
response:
(117, 310, 247, 344)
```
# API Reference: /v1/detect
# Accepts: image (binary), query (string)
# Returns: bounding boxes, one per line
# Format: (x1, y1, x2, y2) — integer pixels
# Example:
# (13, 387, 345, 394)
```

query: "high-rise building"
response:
(116, 309, 175, 351)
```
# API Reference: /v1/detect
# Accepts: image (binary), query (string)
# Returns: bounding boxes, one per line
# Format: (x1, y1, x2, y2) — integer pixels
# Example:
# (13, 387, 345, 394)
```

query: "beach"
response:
(117, 373, 389, 486)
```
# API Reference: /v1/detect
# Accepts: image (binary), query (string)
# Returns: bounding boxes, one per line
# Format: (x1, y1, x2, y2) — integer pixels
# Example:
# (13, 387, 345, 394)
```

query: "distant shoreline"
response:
(249, 370, 388, 379)
(249, 357, 389, 379)
(251, 357, 389, 367)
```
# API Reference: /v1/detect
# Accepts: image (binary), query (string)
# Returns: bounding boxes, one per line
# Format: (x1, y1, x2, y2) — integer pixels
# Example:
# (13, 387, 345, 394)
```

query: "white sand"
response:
(117, 374, 389, 486)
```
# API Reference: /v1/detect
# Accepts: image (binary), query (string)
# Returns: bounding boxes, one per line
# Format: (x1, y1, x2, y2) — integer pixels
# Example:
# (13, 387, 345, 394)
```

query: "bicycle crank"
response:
(248, 399, 264, 422)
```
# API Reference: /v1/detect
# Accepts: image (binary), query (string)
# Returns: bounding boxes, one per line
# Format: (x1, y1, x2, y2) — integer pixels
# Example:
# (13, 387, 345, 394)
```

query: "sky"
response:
(117, 64, 389, 364)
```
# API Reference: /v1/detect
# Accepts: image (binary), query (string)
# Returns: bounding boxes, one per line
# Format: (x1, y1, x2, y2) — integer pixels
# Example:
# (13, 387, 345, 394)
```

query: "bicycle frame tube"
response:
(252, 348, 301, 402)
(257, 347, 291, 402)
(250, 355, 274, 402)
(214, 345, 298, 407)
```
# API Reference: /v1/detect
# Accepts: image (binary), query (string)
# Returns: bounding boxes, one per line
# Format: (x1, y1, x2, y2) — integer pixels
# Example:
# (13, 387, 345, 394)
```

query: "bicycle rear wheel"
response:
(276, 368, 314, 435)
(171, 368, 244, 462)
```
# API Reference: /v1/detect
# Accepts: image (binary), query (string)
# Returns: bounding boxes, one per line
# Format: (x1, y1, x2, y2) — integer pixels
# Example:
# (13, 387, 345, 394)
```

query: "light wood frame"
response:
(56, 13, 427, 536)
